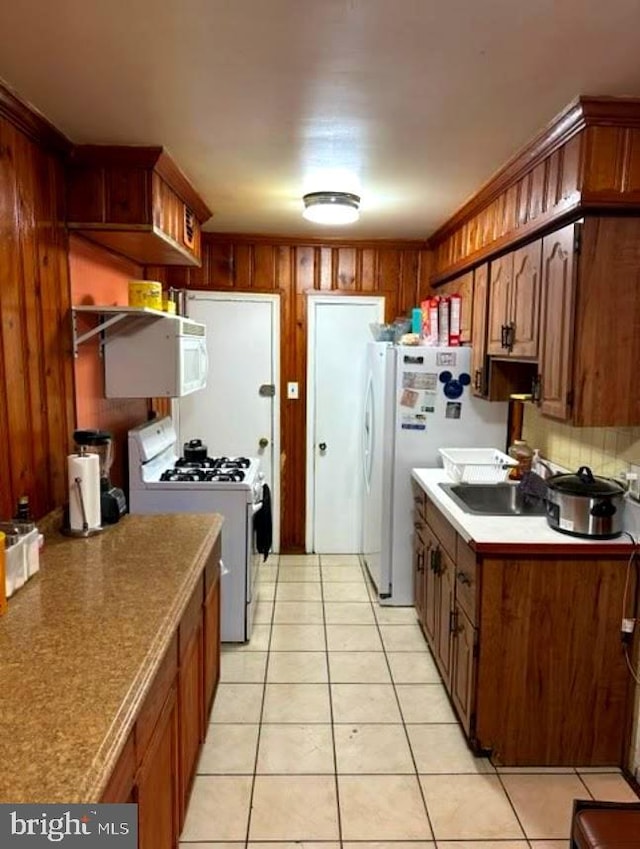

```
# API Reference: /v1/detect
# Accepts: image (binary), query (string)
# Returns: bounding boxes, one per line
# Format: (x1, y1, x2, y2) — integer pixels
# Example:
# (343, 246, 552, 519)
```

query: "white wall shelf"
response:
(71, 305, 171, 356)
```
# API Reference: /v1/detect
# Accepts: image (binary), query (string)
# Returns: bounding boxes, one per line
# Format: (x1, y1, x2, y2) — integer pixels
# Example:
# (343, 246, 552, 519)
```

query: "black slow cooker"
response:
(545, 465, 625, 539)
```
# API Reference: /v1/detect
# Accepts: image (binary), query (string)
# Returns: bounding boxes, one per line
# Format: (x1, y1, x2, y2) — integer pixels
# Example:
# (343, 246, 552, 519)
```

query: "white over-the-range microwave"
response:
(104, 314, 208, 398)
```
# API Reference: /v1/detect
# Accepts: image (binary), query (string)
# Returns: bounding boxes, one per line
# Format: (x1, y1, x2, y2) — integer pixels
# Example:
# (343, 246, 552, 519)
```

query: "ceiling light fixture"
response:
(302, 191, 361, 225)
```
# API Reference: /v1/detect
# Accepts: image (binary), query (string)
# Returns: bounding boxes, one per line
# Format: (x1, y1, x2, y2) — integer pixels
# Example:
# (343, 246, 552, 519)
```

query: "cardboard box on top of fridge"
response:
(419, 295, 461, 346)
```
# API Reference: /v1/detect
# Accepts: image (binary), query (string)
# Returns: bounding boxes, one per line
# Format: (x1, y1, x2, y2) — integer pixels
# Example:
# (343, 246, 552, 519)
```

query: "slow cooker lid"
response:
(548, 465, 625, 496)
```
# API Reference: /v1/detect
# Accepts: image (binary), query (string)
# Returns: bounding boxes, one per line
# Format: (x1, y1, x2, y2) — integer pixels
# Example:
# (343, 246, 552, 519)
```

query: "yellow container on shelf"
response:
(162, 298, 177, 314)
(128, 280, 163, 311)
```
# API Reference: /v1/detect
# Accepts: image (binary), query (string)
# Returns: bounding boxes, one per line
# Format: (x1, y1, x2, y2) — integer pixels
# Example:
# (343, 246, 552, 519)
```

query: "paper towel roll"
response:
(68, 453, 101, 531)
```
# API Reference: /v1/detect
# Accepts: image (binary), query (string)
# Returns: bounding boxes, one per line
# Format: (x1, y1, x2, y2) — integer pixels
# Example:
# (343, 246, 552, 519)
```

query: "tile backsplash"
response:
(522, 405, 640, 477)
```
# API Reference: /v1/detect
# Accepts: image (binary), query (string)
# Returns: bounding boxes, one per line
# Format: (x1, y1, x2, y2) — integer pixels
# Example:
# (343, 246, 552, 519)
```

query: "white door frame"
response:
(305, 294, 385, 552)
(174, 290, 281, 552)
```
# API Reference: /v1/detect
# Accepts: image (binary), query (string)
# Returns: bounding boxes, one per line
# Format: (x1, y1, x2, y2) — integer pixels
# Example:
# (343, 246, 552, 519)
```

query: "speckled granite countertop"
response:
(0, 513, 223, 804)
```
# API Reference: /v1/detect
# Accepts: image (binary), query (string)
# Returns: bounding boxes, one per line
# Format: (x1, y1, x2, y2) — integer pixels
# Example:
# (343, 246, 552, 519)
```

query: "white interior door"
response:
(177, 292, 280, 551)
(306, 295, 385, 553)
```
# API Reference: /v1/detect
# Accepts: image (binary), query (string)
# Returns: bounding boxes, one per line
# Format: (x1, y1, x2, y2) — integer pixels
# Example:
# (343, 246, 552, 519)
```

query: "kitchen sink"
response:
(438, 482, 547, 516)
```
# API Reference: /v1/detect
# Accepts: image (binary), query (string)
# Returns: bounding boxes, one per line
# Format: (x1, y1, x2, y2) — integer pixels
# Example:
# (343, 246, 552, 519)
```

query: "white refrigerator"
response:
(361, 342, 508, 605)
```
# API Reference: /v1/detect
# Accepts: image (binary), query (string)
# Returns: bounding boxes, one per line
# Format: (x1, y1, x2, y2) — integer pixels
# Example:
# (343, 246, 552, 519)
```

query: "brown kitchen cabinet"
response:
(537, 223, 577, 420)
(449, 601, 476, 737)
(414, 496, 458, 689)
(411, 480, 635, 766)
(137, 683, 180, 849)
(487, 240, 541, 359)
(204, 551, 221, 719)
(412, 480, 427, 624)
(470, 263, 489, 396)
(178, 579, 205, 828)
(537, 217, 640, 425)
(99, 536, 222, 849)
(469, 261, 537, 402)
(67, 146, 212, 267)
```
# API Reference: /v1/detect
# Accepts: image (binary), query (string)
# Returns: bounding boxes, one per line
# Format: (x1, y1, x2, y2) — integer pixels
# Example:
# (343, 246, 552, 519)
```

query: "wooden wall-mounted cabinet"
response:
(464, 215, 640, 426)
(428, 97, 640, 284)
(67, 146, 211, 267)
(487, 241, 541, 360)
(469, 261, 538, 404)
(538, 217, 640, 426)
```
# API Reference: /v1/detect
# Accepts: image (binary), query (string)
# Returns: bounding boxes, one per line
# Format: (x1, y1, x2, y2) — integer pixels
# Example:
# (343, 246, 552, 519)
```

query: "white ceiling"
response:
(2, 0, 640, 240)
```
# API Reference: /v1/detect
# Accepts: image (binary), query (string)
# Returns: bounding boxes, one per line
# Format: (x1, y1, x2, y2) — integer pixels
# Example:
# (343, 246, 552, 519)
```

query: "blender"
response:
(73, 430, 127, 524)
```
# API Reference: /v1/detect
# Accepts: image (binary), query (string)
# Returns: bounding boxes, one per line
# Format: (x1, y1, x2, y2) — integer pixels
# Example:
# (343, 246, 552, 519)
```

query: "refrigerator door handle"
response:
(363, 374, 374, 493)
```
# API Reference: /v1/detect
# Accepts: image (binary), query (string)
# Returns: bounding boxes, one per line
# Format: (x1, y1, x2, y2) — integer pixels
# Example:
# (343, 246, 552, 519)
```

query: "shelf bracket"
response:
(71, 305, 168, 357)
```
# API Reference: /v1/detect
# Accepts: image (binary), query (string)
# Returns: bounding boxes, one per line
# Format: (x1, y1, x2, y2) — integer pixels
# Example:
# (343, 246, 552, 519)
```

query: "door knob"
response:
(259, 437, 269, 449)
(319, 442, 327, 452)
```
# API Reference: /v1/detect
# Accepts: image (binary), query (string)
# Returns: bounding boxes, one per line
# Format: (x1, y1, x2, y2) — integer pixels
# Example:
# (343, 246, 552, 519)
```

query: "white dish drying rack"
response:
(439, 448, 517, 483)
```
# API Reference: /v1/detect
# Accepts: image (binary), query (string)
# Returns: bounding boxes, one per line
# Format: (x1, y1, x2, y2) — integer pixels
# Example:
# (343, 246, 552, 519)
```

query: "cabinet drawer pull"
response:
(500, 324, 508, 348)
(506, 321, 516, 351)
(531, 374, 542, 403)
(456, 570, 471, 586)
(450, 610, 464, 635)
(431, 547, 442, 574)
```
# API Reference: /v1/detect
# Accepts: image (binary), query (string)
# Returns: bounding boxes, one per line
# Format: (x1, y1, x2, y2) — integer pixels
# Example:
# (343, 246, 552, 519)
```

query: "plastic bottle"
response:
(508, 439, 534, 480)
(14, 496, 39, 579)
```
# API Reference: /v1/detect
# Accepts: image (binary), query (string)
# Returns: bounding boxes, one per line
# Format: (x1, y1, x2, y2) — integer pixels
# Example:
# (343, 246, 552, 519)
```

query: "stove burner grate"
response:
(159, 466, 246, 483)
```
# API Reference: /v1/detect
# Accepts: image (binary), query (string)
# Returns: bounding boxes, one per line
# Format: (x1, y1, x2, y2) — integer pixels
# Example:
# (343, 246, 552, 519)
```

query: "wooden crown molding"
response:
(202, 231, 429, 250)
(0, 79, 71, 155)
(427, 95, 640, 247)
(70, 144, 212, 224)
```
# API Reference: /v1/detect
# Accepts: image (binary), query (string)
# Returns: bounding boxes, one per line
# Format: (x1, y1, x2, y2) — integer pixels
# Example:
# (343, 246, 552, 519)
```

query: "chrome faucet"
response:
(535, 458, 556, 480)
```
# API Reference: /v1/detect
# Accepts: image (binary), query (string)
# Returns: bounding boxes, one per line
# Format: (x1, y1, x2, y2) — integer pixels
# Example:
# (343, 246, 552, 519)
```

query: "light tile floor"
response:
(181, 553, 639, 847)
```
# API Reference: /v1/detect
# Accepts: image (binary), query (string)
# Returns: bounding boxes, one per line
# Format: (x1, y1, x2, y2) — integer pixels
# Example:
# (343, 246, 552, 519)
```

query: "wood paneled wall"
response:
(150, 235, 431, 550)
(0, 108, 74, 520)
(0, 86, 158, 521)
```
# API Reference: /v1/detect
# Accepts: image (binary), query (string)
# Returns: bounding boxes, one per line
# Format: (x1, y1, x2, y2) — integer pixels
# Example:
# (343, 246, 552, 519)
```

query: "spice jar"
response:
(508, 439, 534, 480)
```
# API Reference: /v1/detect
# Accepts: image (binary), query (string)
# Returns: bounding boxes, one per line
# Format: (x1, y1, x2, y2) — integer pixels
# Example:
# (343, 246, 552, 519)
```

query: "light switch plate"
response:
(287, 381, 299, 399)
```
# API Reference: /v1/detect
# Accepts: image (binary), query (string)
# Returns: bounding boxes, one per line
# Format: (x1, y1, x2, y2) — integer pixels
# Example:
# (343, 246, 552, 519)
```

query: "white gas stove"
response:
(128, 417, 264, 642)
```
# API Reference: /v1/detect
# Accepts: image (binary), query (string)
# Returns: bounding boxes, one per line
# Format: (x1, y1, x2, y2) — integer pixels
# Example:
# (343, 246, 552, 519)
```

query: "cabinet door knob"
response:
(456, 570, 471, 586)
(500, 324, 508, 348)
(318, 442, 327, 452)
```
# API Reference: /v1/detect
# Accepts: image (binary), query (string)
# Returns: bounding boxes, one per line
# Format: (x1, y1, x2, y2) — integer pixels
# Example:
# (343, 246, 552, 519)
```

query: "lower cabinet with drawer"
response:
(101, 537, 222, 848)
(412, 487, 635, 767)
